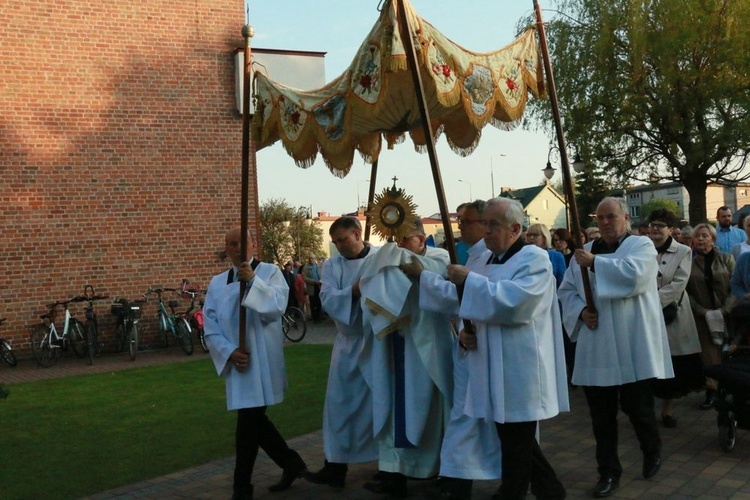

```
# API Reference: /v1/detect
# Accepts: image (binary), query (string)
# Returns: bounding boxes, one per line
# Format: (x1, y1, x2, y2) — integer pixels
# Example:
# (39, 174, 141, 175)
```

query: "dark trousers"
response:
(234, 406, 303, 494)
(495, 420, 565, 500)
(582, 380, 661, 479)
(310, 284, 322, 321)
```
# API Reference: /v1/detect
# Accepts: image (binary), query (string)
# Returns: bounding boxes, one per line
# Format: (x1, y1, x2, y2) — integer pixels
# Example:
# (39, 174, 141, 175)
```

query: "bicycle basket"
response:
(111, 298, 128, 317)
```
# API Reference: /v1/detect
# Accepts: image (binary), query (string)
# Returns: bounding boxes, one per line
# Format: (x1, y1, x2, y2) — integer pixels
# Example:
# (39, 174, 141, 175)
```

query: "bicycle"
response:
(111, 298, 144, 361)
(80, 285, 109, 366)
(0, 318, 18, 367)
(145, 287, 194, 355)
(181, 279, 208, 353)
(282, 306, 307, 342)
(30, 296, 90, 368)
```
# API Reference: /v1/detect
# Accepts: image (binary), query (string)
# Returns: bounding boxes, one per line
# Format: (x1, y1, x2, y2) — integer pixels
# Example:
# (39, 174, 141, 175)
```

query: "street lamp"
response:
(490, 153, 506, 198)
(458, 179, 473, 201)
(546, 145, 586, 229)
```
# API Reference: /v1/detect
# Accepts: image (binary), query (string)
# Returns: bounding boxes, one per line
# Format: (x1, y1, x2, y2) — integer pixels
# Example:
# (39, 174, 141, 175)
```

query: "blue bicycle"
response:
(145, 288, 194, 355)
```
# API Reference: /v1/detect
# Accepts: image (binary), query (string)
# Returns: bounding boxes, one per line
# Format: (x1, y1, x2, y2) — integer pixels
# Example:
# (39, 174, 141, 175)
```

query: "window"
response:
(543, 199, 549, 210)
(629, 193, 641, 200)
(630, 206, 640, 217)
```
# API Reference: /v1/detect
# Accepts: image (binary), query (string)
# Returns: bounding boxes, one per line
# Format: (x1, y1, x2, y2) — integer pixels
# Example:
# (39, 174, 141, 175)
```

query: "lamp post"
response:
(545, 146, 585, 230)
(458, 179, 473, 201)
(490, 153, 506, 198)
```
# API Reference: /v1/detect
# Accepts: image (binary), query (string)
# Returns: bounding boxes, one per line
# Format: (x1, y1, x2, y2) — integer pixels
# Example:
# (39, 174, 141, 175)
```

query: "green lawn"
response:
(0, 344, 331, 500)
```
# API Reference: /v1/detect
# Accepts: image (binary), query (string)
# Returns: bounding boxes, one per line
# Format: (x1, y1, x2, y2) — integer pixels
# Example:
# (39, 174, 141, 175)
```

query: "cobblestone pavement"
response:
(4, 320, 750, 499)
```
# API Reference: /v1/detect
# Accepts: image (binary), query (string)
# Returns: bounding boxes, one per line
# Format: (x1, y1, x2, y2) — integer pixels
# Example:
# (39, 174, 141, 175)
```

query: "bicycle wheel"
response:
(86, 321, 98, 365)
(68, 320, 87, 358)
(31, 324, 59, 368)
(283, 307, 307, 342)
(190, 318, 209, 353)
(127, 322, 138, 361)
(175, 318, 194, 355)
(159, 312, 170, 348)
(114, 320, 125, 353)
(0, 339, 18, 367)
(719, 413, 737, 452)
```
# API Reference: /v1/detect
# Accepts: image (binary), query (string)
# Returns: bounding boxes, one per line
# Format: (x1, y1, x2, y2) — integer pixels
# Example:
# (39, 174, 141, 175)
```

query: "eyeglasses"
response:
(648, 222, 669, 229)
(481, 220, 507, 232)
(457, 219, 481, 227)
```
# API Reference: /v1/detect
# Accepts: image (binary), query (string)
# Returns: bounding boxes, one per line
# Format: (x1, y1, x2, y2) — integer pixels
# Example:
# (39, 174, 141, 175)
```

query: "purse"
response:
(662, 291, 684, 325)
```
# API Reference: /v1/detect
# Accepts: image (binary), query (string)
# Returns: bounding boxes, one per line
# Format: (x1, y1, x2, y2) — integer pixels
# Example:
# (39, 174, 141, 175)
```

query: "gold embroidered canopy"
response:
(251, 0, 545, 177)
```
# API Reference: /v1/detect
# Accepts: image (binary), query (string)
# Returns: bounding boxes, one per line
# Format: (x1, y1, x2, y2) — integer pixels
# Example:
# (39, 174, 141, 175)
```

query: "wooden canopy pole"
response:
(394, 0, 457, 264)
(363, 160, 379, 242)
(533, 1, 595, 311)
(238, 23, 255, 356)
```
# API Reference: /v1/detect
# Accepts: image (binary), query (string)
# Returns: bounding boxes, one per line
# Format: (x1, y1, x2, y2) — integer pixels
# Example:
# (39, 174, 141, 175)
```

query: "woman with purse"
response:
(687, 222, 737, 409)
(648, 209, 704, 427)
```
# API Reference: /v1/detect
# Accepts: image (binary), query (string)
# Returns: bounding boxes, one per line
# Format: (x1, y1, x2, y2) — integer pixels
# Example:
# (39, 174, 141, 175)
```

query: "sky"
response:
(248, 0, 562, 218)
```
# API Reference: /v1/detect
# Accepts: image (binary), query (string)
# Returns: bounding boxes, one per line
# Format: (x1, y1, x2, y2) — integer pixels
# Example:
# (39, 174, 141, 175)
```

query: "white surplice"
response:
(459, 244, 570, 424)
(203, 262, 288, 411)
(419, 238, 503, 480)
(319, 247, 380, 464)
(359, 243, 454, 478)
(557, 235, 674, 386)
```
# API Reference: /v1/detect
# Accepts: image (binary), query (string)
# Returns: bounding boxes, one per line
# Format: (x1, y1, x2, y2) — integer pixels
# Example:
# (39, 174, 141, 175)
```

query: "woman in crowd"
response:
(294, 264, 312, 320)
(551, 227, 578, 267)
(686, 223, 737, 409)
(647, 209, 703, 427)
(525, 223, 566, 286)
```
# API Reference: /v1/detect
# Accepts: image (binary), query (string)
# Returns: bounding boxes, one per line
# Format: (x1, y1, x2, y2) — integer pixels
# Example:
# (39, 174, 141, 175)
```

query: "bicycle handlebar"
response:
(46, 294, 110, 309)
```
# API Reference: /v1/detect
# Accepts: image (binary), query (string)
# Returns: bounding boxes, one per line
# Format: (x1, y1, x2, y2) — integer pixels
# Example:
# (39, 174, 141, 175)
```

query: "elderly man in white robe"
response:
(442, 197, 569, 500)
(357, 220, 454, 497)
(406, 200, 503, 500)
(303, 216, 379, 489)
(558, 197, 674, 498)
(204, 227, 306, 500)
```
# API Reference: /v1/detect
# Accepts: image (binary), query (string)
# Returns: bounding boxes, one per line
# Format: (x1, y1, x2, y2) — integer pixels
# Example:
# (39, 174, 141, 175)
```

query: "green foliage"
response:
(530, 0, 750, 223)
(259, 199, 324, 264)
(640, 197, 680, 221)
(0, 345, 331, 499)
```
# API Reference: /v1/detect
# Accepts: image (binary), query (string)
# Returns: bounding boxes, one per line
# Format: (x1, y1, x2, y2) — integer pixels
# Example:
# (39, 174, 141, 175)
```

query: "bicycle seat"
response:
(167, 300, 180, 309)
(40, 313, 51, 320)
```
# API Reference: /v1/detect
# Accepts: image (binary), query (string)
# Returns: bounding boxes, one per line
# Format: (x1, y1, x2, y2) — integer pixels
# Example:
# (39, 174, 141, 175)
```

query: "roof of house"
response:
(500, 183, 565, 207)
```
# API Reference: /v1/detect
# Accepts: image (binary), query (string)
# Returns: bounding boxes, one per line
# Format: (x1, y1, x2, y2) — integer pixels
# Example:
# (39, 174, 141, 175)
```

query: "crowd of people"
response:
(200, 199, 750, 500)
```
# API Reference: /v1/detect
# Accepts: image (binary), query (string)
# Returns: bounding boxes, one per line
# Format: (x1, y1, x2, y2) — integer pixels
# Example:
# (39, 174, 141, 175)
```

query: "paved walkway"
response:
(4, 321, 750, 499)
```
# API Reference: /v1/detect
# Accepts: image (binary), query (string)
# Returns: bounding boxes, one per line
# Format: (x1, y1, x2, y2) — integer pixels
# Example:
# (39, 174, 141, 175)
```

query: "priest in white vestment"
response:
(302, 216, 379, 490)
(358, 220, 454, 497)
(204, 228, 306, 499)
(558, 197, 673, 498)
(413, 200, 503, 499)
(444, 197, 569, 500)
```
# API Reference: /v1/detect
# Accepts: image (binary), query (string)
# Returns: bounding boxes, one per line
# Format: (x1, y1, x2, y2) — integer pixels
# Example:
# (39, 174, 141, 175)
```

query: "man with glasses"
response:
(558, 197, 673, 497)
(421, 197, 569, 499)
(456, 201, 486, 265)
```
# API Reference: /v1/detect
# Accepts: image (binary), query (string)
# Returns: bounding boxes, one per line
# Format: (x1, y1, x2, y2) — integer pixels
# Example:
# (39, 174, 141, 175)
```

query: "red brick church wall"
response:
(0, 0, 256, 351)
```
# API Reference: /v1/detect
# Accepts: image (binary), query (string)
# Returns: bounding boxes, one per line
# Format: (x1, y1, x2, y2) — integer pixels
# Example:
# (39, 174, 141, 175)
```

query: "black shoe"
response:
(662, 414, 677, 428)
(231, 485, 254, 500)
(301, 460, 347, 488)
(592, 476, 619, 498)
(437, 477, 473, 499)
(642, 456, 661, 479)
(363, 472, 408, 498)
(269, 461, 307, 493)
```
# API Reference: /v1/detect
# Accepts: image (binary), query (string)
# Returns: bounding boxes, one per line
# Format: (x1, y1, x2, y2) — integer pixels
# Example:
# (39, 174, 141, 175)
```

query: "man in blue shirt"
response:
(715, 206, 745, 254)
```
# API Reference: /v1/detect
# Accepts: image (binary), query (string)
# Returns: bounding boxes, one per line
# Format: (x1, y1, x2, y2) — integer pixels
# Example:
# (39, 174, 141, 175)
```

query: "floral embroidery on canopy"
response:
(252, 0, 545, 177)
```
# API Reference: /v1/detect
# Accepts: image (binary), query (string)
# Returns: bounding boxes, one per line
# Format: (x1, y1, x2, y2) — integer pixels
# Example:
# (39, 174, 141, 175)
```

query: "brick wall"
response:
(0, 0, 259, 353)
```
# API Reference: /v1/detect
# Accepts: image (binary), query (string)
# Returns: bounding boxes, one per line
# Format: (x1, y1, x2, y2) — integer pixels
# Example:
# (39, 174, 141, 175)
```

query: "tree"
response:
(259, 199, 324, 265)
(529, 0, 750, 223)
(640, 197, 681, 222)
